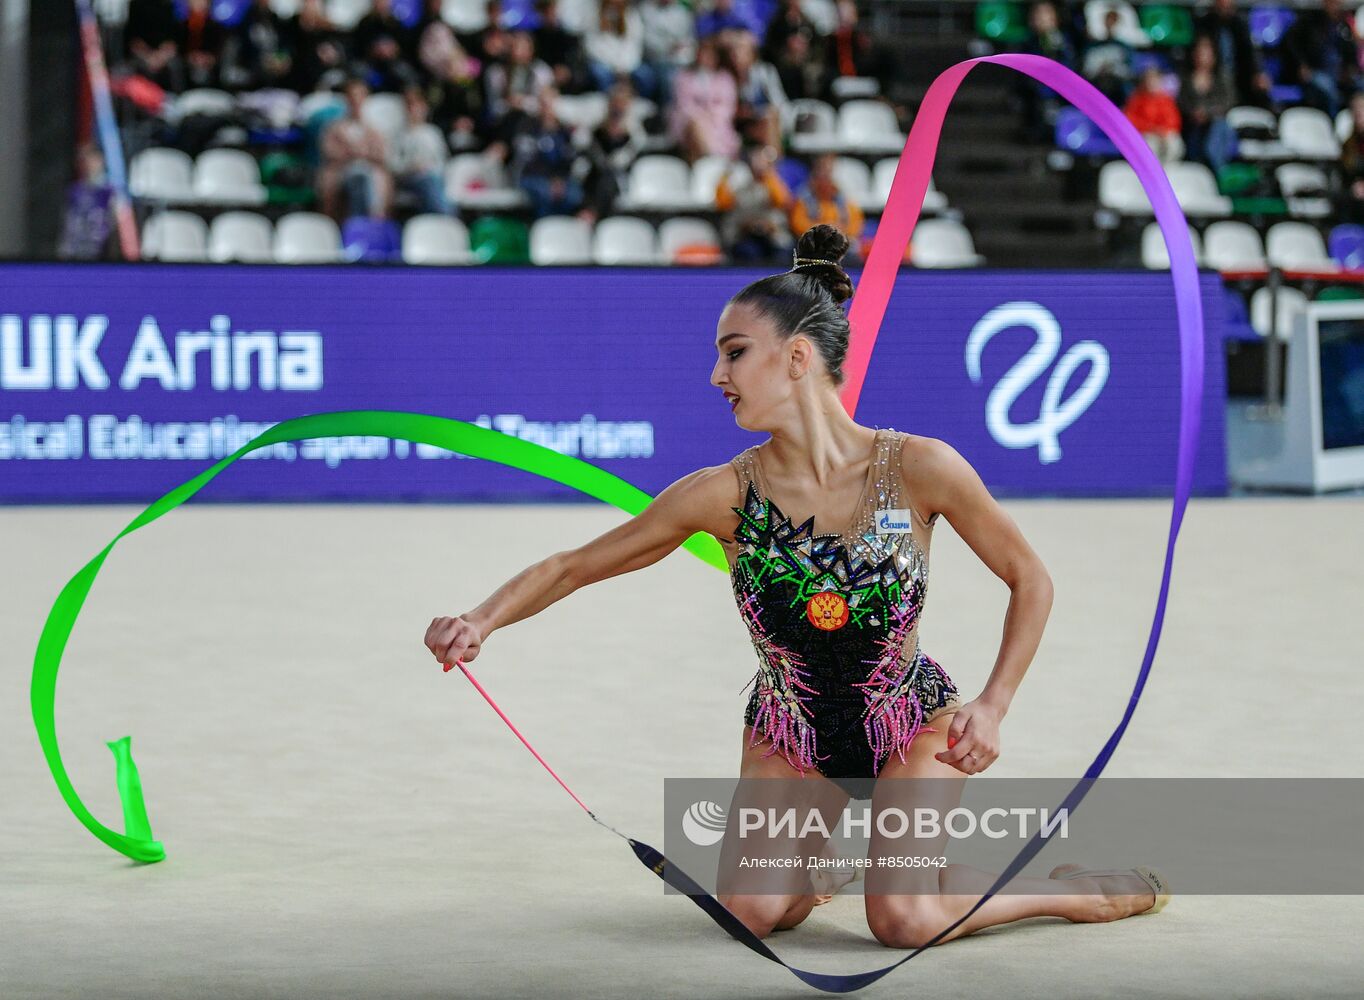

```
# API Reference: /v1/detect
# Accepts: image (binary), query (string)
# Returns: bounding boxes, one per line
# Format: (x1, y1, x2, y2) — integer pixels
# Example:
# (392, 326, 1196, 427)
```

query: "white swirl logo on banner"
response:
(965, 301, 1110, 464)
(681, 800, 728, 847)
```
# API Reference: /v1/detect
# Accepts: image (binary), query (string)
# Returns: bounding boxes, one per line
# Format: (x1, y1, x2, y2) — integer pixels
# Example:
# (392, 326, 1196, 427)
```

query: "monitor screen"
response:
(1317, 318, 1364, 451)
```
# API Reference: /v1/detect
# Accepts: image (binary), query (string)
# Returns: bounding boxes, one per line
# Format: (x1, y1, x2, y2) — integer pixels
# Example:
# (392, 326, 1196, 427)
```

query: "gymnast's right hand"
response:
(425, 615, 484, 671)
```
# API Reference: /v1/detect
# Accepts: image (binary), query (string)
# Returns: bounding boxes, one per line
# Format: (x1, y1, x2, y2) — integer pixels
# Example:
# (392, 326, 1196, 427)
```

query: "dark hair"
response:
(727, 224, 854, 386)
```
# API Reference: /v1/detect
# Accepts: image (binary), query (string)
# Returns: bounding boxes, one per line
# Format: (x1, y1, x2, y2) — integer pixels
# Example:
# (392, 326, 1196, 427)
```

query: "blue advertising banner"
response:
(0, 265, 1225, 502)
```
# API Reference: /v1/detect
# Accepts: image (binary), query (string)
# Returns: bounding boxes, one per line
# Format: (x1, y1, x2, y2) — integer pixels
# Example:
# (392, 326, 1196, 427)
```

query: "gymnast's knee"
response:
(866, 896, 947, 950)
(719, 892, 799, 939)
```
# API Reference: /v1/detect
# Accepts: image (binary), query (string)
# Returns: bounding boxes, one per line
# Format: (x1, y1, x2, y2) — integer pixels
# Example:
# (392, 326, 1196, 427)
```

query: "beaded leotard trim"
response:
(727, 428, 961, 779)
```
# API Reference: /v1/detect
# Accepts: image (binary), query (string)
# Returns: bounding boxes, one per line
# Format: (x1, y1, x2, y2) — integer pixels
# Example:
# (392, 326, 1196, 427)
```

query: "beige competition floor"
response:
(2, 498, 1362, 999)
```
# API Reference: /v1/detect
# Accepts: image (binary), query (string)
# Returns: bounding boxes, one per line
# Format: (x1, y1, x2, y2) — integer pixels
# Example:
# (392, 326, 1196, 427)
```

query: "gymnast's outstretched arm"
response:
(423, 463, 737, 667)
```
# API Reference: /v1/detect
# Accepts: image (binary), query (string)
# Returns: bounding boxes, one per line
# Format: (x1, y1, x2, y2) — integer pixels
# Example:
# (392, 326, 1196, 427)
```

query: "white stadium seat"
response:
(1250, 286, 1309, 340)
(1275, 163, 1333, 219)
(592, 216, 658, 265)
(1279, 107, 1341, 159)
(658, 217, 721, 262)
(193, 149, 267, 205)
(529, 215, 594, 265)
(788, 99, 838, 154)
(1336, 107, 1354, 144)
(272, 212, 343, 264)
(444, 154, 529, 210)
(1083, 0, 1150, 47)
(1098, 160, 1149, 214)
(554, 92, 609, 131)
(691, 155, 748, 207)
(870, 158, 947, 213)
(1265, 221, 1336, 270)
(295, 89, 345, 124)
(832, 157, 873, 210)
(361, 92, 407, 144)
(325, 0, 370, 30)
(619, 155, 694, 211)
(142, 211, 208, 262)
(836, 99, 904, 155)
(1202, 221, 1267, 271)
(911, 219, 985, 268)
(209, 211, 274, 263)
(402, 214, 473, 265)
(130, 147, 194, 202)
(1167, 162, 1232, 217)
(1140, 222, 1203, 269)
(168, 88, 236, 122)
(1226, 105, 1290, 160)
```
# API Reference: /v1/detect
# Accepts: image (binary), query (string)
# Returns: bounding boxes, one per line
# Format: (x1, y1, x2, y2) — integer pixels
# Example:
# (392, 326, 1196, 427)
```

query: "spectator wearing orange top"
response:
(789, 153, 864, 254)
(1123, 66, 1184, 163)
(716, 143, 794, 263)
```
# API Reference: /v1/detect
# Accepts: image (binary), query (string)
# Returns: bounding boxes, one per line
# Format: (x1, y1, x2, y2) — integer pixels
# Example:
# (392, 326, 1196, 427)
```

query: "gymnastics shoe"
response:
(1053, 864, 1171, 915)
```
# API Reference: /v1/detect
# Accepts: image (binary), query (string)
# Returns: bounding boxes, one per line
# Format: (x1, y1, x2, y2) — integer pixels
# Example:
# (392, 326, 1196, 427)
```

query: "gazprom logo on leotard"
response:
(965, 301, 1109, 464)
(875, 509, 913, 534)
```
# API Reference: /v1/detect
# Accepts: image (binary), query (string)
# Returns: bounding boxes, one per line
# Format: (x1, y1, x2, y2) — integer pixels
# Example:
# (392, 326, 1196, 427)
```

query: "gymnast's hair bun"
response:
(794, 224, 854, 304)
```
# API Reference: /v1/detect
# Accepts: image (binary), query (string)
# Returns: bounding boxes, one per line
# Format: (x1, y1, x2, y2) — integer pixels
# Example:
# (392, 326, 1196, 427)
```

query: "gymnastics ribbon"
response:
(32, 55, 1201, 994)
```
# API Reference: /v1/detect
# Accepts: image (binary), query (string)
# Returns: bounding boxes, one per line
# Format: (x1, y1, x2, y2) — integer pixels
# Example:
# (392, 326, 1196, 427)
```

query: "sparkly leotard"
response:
(723, 427, 962, 796)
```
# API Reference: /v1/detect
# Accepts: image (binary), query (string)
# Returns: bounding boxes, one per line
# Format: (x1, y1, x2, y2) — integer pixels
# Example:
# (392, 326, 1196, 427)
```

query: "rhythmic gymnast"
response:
(424, 223, 1169, 948)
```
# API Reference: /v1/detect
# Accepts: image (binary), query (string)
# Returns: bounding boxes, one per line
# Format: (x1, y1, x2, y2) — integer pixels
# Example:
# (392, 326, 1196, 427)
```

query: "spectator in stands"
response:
(640, 0, 697, 106)
(668, 35, 740, 162)
(418, 7, 485, 149)
(178, 0, 227, 89)
(392, 85, 451, 214)
(534, 0, 588, 95)
(763, 0, 820, 65)
(824, 0, 880, 95)
(286, 0, 347, 94)
(1194, 0, 1272, 109)
(725, 30, 788, 150)
(1282, 0, 1361, 118)
(584, 0, 656, 99)
(1179, 35, 1237, 173)
(482, 31, 555, 143)
(716, 142, 794, 263)
(58, 144, 114, 262)
(1338, 92, 1364, 223)
(459, 0, 511, 65)
(581, 80, 647, 221)
(354, 0, 420, 92)
(125, 0, 180, 91)
(789, 152, 864, 251)
(508, 86, 583, 217)
(1081, 6, 1133, 107)
(222, 0, 293, 91)
(318, 76, 394, 220)
(1124, 66, 1183, 163)
(772, 29, 828, 102)
(1018, 1, 1076, 142)
(696, 0, 762, 43)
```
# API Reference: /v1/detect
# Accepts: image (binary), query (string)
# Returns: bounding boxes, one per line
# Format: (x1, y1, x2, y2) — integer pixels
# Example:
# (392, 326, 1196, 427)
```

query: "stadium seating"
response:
(1203, 221, 1268, 271)
(658, 217, 723, 264)
(193, 149, 268, 205)
(402, 214, 474, 265)
(1250, 285, 1309, 339)
(1082, 0, 1150, 47)
(208, 210, 274, 263)
(1328, 224, 1364, 269)
(1265, 221, 1337, 270)
(142, 210, 209, 262)
(273, 212, 343, 263)
(130, 148, 195, 202)
(1279, 107, 1342, 160)
(529, 215, 594, 265)
(1140, 222, 1203, 270)
(618, 155, 697, 212)
(592, 216, 659, 265)
(910, 219, 985, 268)
(1167, 163, 1233, 218)
(835, 100, 904, 156)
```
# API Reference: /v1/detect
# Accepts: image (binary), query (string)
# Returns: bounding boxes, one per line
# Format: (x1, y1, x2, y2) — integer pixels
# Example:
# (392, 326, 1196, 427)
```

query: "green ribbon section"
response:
(31, 410, 728, 863)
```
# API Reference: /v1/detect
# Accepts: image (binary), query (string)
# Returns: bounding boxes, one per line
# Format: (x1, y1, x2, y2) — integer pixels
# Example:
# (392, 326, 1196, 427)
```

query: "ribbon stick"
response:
(32, 55, 1201, 994)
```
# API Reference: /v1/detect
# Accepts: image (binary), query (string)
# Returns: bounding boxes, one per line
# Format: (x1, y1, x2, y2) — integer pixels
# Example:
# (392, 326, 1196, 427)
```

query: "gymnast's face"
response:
(710, 302, 816, 431)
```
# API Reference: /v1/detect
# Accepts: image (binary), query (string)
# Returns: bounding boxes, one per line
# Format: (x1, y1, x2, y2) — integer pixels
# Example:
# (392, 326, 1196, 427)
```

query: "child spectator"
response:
(1179, 35, 1237, 173)
(724, 30, 788, 150)
(391, 86, 451, 215)
(1124, 66, 1183, 163)
(668, 36, 740, 162)
(508, 87, 583, 217)
(640, 0, 697, 105)
(584, 0, 656, 100)
(789, 152, 864, 249)
(318, 76, 394, 220)
(715, 142, 794, 263)
(581, 80, 647, 221)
